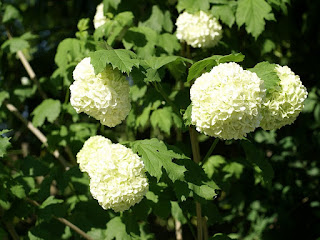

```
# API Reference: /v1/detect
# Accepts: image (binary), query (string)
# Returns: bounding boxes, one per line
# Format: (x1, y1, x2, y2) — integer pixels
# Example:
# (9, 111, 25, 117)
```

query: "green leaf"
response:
(171, 201, 187, 224)
(77, 18, 90, 32)
(183, 104, 192, 127)
(39, 196, 66, 220)
(105, 217, 131, 240)
(1, 38, 30, 53)
(102, 11, 134, 45)
(0, 130, 11, 158)
(174, 159, 219, 201)
(54, 38, 82, 68)
(241, 140, 274, 186)
(236, 0, 274, 38)
(89, 49, 139, 75)
(187, 53, 244, 82)
(163, 11, 174, 32)
(3, 5, 20, 23)
(150, 107, 173, 134)
(130, 139, 188, 182)
(177, 0, 210, 13)
(21, 156, 50, 177)
(143, 56, 191, 70)
(140, 5, 164, 33)
(123, 26, 158, 58)
(31, 99, 61, 127)
(0, 91, 9, 105)
(143, 68, 161, 83)
(211, 4, 236, 27)
(40, 196, 63, 208)
(157, 33, 181, 55)
(248, 61, 281, 93)
(10, 184, 26, 199)
(103, 0, 121, 11)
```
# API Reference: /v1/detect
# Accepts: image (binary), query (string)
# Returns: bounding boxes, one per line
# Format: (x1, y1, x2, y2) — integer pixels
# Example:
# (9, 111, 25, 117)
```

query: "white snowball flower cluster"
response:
(260, 65, 308, 130)
(70, 57, 131, 127)
(190, 62, 265, 140)
(77, 136, 149, 212)
(175, 11, 222, 48)
(93, 3, 107, 29)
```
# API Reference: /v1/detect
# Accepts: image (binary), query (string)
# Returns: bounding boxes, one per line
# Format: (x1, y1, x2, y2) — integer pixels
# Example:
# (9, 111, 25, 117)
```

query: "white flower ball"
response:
(260, 65, 308, 130)
(70, 57, 131, 127)
(77, 136, 149, 212)
(93, 3, 107, 29)
(190, 62, 265, 140)
(175, 11, 222, 48)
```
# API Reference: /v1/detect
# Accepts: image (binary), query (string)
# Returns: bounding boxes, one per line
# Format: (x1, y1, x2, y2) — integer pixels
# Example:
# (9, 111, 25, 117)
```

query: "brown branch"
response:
(5, 101, 71, 170)
(26, 198, 93, 240)
(175, 219, 183, 240)
(5, 29, 47, 100)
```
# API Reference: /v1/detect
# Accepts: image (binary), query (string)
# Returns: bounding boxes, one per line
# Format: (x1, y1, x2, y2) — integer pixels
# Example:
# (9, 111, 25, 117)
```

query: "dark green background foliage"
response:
(1, 0, 320, 239)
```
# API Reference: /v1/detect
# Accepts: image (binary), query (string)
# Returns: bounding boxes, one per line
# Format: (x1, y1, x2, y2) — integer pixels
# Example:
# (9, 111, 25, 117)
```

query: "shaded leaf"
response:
(187, 53, 244, 82)
(1, 38, 29, 53)
(105, 217, 131, 240)
(54, 38, 82, 68)
(249, 61, 281, 93)
(150, 107, 173, 134)
(177, 0, 210, 13)
(0, 130, 11, 158)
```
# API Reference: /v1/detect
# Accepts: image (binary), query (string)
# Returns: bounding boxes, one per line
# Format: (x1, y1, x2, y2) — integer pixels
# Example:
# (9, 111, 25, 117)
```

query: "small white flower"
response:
(190, 62, 265, 140)
(77, 136, 149, 212)
(70, 57, 131, 127)
(175, 11, 222, 48)
(260, 65, 308, 130)
(93, 3, 107, 29)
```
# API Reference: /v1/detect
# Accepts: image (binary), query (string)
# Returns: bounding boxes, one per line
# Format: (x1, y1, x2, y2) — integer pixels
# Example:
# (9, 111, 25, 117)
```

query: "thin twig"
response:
(153, 82, 182, 118)
(5, 29, 77, 165)
(5, 29, 48, 100)
(175, 219, 183, 240)
(26, 198, 93, 240)
(5, 101, 71, 169)
(3, 222, 19, 240)
(55, 217, 93, 240)
(189, 127, 203, 240)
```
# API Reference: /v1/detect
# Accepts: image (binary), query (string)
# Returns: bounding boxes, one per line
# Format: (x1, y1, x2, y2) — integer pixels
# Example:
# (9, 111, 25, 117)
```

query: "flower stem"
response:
(153, 82, 181, 118)
(201, 138, 219, 167)
(189, 127, 203, 240)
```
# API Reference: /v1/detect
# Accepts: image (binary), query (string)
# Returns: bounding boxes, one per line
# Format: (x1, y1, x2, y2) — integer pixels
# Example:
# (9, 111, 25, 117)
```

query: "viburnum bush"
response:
(1, 0, 318, 240)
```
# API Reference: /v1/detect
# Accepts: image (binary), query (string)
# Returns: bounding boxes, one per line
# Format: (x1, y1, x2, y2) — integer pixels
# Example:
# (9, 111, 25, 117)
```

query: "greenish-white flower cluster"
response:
(70, 57, 131, 127)
(175, 11, 222, 48)
(77, 136, 149, 212)
(93, 3, 107, 29)
(190, 62, 265, 140)
(260, 65, 308, 130)
(190, 63, 308, 139)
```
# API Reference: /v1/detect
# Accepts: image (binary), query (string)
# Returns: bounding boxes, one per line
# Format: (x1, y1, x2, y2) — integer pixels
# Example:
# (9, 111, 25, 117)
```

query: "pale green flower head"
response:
(176, 10, 222, 48)
(190, 62, 265, 140)
(260, 65, 308, 130)
(70, 57, 131, 127)
(77, 136, 149, 212)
